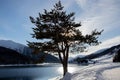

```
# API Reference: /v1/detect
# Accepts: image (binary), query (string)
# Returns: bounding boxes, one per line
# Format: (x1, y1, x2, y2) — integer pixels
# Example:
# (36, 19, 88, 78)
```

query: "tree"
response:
(113, 49, 120, 62)
(27, 1, 103, 76)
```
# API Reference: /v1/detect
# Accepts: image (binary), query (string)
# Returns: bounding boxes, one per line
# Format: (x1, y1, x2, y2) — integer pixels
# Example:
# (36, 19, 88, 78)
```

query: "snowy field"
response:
(61, 54, 120, 80)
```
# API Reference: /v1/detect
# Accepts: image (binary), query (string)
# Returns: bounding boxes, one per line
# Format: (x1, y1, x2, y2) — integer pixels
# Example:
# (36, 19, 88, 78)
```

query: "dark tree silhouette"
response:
(27, 1, 103, 76)
(113, 49, 120, 62)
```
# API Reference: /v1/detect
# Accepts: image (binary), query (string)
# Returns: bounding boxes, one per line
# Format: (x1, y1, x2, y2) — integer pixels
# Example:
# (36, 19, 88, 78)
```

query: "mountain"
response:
(0, 40, 31, 55)
(0, 46, 32, 64)
(71, 44, 120, 63)
(82, 44, 120, 59)
(0, 40, 60, 63)
(32, 53, 60, 63)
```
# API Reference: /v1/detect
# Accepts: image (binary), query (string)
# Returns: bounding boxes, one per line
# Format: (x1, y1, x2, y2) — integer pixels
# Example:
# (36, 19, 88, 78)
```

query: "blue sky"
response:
(0, 0, 120, 49)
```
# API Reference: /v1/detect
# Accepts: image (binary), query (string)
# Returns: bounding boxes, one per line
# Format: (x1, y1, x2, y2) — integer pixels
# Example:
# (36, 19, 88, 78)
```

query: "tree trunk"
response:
(63, 46, 69, 76)
(63, 61, 68, 76)
(58, 44, 69, 76)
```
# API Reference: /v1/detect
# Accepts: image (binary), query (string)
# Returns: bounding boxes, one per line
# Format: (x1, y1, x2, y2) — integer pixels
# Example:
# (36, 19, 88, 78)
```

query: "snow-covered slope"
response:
(62, 52, 120, 80)
(62, 46, 120, 80)
(70, 44, 120, 63)
(0, 40, 31, 55)
(62, 63, 120, 80)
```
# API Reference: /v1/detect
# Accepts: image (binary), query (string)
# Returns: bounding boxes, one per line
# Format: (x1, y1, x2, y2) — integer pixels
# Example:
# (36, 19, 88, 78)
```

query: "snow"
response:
(69, 48, 108, 63)
(62, 63, 120, 80)
(1, 40, 120, 80)
(102, 67, 120, 80)
(61, 72, 72, 80)
(93, 54, 114, 63)
(62, 53, 120, 80)
(0, 40, 25, 49)
(0, 40, 31, 55)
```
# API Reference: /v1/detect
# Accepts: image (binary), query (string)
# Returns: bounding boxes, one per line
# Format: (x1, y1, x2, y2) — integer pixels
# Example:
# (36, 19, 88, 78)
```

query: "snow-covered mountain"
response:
(70, 44, 120, 63)
(85, 44, 120, 59)
(0, 40, 60, 63)
(0, 40, 31, 55)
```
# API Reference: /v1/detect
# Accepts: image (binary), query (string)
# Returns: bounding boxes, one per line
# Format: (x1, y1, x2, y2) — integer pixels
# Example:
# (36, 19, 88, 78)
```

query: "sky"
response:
(0, 0, 120, 53)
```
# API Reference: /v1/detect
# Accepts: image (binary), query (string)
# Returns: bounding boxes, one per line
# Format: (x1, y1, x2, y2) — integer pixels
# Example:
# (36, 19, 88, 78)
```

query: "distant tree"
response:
(113, 49, 120, 62)
(27, 1, 103, 76)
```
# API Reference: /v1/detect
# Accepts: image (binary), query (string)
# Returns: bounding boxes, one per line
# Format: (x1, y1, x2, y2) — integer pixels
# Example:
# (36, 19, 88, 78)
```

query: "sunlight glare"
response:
(58, 67, 76, 74)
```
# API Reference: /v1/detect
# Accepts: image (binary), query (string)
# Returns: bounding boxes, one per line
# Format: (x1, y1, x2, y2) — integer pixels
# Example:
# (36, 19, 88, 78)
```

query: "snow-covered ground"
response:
(102, 67, 120, 80)
(62, 54, 120, 80)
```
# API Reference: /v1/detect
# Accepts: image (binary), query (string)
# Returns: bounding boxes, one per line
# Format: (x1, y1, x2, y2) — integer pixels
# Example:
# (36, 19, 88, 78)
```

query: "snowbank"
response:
(102, 67, 120, 80)
(62, 63, 120, 80)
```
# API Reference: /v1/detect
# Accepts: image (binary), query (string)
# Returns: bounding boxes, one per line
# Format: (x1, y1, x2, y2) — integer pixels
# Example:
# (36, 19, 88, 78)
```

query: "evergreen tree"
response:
(113, 49, 120, 62)
(27, 1, 103, 76)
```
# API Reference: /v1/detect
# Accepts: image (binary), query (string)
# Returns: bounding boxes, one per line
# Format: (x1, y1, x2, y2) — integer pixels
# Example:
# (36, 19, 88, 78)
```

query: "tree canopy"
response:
(27, 1, 103, 76)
